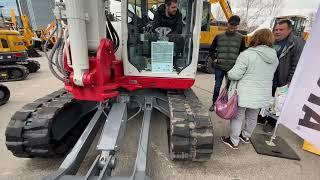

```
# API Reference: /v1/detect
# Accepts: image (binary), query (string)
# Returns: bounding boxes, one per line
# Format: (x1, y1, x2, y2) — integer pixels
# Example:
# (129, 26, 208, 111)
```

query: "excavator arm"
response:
(9, 8, 41, 57)
(210, 0, 233, 20)
(9, 9, 17, 29)
(10, 8, 34, 35)
(44, 21, 56, 36)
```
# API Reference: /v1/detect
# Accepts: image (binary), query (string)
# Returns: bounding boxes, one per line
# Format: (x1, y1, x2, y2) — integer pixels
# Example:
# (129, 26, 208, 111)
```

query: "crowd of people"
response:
(151, 0, 305, 150)
(209, 15, 305, 149)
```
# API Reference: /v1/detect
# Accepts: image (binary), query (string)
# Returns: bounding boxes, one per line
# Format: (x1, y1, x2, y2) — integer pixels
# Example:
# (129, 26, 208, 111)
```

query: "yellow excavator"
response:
(12, 8, 57, 52)
(10, 8, 41, 57)
(0, 6, 30, 81)
(0, 9, 11, 104)
(198, 0, 236, 73)
(34, 21, 57, 51)
(0, 6, 40, 82)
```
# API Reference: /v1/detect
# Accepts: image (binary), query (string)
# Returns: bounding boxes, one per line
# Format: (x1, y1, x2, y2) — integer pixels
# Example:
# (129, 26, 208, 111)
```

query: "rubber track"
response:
(16, 60, 41, 73)
(0, 65, 29, 82)
(0, 84, 10, 106)
(5, 89, 92, 158)
(167, 89, 214, 161)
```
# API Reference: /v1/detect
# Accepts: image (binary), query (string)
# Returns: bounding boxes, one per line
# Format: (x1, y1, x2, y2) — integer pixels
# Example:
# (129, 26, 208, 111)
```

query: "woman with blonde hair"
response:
(221, 29, 279, 149)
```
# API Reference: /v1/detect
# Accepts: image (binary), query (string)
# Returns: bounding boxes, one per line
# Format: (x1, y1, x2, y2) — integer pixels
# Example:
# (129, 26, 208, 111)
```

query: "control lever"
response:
(155, 27, 171, 41)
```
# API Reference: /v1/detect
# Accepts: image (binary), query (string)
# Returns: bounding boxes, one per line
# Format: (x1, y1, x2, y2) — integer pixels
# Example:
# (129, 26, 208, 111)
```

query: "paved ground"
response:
(0, 54, 319, 180)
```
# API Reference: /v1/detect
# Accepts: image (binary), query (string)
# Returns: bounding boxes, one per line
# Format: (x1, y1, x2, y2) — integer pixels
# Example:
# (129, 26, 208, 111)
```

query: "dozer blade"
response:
(27, 47, 41, 57)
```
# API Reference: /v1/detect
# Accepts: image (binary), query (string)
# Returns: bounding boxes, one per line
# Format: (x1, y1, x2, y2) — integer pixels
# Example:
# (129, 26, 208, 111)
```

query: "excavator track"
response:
(167, 89, 214, 161)
(0, 65, 29, 82)
(16, 59, 41, 73)
(0, 59, 41, 74)
(5, 89, 98, 158)
(0, 84, 10, 106)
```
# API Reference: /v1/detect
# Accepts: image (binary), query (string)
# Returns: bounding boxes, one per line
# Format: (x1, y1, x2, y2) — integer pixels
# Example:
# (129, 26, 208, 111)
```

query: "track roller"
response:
(0, 65, 29, 82)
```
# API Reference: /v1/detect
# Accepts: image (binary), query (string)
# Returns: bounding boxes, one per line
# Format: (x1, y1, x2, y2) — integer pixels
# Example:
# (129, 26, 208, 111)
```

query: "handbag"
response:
(214, 81, 239, 120)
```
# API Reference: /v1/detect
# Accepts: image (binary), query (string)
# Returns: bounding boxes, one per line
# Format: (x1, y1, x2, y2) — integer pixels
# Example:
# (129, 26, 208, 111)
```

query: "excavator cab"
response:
(125, 0, 202, 76)
(0, 6, 25, 53)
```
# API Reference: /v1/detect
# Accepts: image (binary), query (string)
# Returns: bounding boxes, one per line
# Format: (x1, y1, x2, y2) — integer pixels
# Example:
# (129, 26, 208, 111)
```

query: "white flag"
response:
(278, 6, 320, 149)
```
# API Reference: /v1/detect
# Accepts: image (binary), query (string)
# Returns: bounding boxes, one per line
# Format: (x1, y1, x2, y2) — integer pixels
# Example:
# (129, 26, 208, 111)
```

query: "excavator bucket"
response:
(26, 46, 41, 57)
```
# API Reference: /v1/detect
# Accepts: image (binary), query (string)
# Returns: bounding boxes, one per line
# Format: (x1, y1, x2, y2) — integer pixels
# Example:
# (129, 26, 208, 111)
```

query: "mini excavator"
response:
(0, 6, 40, 82)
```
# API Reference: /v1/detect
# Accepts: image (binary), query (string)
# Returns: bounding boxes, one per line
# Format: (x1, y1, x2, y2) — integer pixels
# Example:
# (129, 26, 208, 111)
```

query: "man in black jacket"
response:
(152, 0, 183, 35)
(262, 19, 305, 132)
(273, 19, 305, 90)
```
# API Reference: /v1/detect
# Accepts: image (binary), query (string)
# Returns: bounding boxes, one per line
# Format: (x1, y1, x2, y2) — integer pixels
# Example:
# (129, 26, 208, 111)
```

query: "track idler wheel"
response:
(25, 60, 40, 73)
(0, 84, 10, 106)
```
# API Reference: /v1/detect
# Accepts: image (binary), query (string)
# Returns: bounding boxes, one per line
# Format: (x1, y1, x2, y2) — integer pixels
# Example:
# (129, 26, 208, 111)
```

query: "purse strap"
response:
(225, 77, 239, 91)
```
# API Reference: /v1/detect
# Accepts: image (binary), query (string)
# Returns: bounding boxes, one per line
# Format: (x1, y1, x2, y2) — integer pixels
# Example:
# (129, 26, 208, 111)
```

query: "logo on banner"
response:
(299, 78, 320, 131)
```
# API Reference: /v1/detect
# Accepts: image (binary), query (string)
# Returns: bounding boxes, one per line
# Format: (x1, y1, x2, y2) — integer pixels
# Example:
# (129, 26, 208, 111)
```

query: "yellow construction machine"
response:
(0, 34, 30, 82)
(34, 21, 57, 50)
(12, 7, 57, 51)
(0, 7, 40, 82)
(10, 8, 41, 57)
(200, 0, 233, 45)
(198, 0, 236, 73)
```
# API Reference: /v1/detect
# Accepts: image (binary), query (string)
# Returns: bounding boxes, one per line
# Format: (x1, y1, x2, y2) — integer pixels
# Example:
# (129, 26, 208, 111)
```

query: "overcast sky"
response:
(227, 0, 320, 28)
(281, 0, 320, 15)
(276, 0, 320, 30)
(231, 0, 320, 9)
(231, 0, 320, 15)
(285, 0, 320, 9)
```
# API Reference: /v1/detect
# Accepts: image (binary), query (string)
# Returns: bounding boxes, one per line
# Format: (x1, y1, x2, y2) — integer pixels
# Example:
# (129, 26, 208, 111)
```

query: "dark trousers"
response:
(212, 68, 229, 104)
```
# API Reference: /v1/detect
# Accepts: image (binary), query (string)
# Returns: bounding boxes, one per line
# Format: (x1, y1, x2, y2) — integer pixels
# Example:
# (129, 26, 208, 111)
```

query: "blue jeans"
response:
(212, 68, 228, 104)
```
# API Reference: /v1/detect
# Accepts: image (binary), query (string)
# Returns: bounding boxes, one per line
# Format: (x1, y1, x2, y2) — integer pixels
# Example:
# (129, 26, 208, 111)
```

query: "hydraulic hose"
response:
(105, 14, 120, 52)
(44, 20, 66, 82)
(44, 26, 57, 64)
(56, 39, 68, 76)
